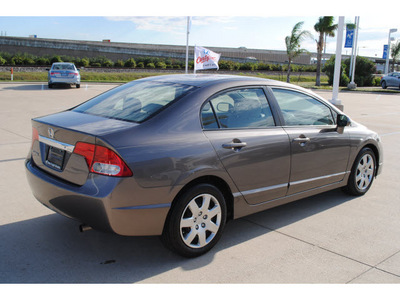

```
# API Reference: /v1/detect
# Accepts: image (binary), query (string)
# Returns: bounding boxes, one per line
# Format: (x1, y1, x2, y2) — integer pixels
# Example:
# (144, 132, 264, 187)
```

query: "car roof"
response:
(51, 62, 75, 65)
(137, 74, 286, 88)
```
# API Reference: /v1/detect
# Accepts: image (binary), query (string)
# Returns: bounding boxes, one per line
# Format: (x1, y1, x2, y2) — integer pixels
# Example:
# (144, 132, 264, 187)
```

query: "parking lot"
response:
(0, 82, 400, 284)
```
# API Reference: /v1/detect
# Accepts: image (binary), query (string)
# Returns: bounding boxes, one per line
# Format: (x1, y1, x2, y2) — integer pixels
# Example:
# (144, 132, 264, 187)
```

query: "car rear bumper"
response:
(49, 77, 80, 85)
(25, 159, 171, 236)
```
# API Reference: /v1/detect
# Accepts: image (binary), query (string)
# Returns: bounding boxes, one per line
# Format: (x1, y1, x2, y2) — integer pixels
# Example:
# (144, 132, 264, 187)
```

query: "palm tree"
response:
(391, 40, 400, 72)
(314, 17, 338, 86)
(285, 21, 311, 83)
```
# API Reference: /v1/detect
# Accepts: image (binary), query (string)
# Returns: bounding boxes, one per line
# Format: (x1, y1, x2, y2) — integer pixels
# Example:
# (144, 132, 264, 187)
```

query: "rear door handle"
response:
(222, 142, 247, 149)
(293, 137, 310, 143)
(222, 139, 247, 151)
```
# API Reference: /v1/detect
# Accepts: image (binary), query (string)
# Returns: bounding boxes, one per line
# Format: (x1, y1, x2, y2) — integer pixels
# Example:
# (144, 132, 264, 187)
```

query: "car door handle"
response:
(222, 142, 247, 150)
(293, 137, 310, 143)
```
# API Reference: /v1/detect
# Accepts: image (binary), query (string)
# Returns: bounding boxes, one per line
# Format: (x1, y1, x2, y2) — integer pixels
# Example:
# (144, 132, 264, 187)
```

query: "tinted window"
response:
(204, 88, 275, 129)
(52, 63, 76, 70)
(272, 88, 335, 126)
(73, 81, 196, 123)
(201, 102, 218, 129)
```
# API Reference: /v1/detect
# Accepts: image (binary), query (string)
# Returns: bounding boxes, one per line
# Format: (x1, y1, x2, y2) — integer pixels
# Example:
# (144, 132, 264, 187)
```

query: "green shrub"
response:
(257, 63, 271, 71)
(137, 62, 145, 68)
(90, 62, 101, 67)
(344, 56, 376, 87)
(35, 57, 50, 65)
(271, 64, 283, 71)
(146, 62, 155, 68)
(156, 62, 167, 69)
(114, 60, 124, 67)
(323, 55, 349, 86)
(50, 55, 63, 64)
(101, 59, 114, 67)
(12, 54, 25, 65)
(80, 58, 90, 67)
(219, 60, 235, 70)
(373, 76, 381, 86)
(0, 56, 5, 65)
(240, 62, 256, 71)
(124, 58, 136, 68)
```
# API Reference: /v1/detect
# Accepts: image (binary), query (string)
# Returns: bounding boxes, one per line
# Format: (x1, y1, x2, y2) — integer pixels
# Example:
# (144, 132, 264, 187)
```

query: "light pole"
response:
(330, 16, 345, 111)
(348, 16, 360, 90)
(185, 17, 191, 74)
(385, 28, 397, 74)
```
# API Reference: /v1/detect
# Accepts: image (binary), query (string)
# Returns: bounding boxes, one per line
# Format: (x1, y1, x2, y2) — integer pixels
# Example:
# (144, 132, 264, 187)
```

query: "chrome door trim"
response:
(233, 183, 288, 198)
(232, 172, 350, 198)
(289, 171, 350, 187)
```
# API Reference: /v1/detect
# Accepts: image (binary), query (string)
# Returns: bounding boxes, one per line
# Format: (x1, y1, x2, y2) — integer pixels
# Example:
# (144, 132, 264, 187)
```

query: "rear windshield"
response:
(52, 63, 76, 70)
(72, 80, 197, 123)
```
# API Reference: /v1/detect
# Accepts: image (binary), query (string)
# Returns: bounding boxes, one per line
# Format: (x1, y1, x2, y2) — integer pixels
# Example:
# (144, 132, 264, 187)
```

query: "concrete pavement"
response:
(0, 82, 399, 284)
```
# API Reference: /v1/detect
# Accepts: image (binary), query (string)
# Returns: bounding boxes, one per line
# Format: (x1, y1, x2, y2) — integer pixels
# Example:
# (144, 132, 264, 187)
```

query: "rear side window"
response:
(271, 88, 336, 126)
(73, 81, 196, 123)
(202, 88, 275, 129)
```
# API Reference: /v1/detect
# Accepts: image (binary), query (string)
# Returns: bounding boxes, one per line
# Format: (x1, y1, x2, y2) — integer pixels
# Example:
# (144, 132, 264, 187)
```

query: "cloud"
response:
(106, 16, 235, 33)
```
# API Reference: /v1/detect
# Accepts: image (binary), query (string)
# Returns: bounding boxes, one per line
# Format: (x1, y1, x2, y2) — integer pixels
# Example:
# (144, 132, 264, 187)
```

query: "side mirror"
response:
(337, 114, 350, 127)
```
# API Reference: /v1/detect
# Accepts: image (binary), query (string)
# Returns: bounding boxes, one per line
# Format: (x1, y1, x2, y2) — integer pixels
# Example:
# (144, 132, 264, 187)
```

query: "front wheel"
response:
(343, 148, 376, 196)
(381, 80, 387, 89)
(162, 184, 227, 258)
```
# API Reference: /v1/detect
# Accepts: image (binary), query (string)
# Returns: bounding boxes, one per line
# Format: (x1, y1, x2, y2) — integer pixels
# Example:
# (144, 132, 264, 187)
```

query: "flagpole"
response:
(194, 44, 196, 74)
(185, 17, 190, 74)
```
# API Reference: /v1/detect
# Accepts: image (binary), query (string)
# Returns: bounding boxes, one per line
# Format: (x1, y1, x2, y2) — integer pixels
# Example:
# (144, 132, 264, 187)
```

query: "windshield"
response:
(72, 80, 197, 123)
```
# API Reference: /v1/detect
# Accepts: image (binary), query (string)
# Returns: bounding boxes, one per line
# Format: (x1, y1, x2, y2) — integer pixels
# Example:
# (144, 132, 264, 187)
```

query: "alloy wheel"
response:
(355, 153, 375, 191)
(179, 193, 222, 249)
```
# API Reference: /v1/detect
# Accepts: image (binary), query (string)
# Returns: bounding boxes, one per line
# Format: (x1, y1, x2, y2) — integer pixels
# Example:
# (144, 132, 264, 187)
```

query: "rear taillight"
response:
(31, 127, 39, 150)
(73, 142, 132, 177)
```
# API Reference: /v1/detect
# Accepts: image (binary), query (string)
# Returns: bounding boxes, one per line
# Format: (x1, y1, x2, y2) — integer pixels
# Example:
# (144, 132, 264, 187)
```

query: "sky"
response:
(1, 1, 399, 59)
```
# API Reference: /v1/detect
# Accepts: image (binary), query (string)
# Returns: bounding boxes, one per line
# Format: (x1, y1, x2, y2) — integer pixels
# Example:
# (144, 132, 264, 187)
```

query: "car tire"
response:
(343, 148, 376, 196)
(162, 184, 227, 258)
(381, 80, 387, 89)
(48, 83, 53, 89)
(76, 84, 80, 89)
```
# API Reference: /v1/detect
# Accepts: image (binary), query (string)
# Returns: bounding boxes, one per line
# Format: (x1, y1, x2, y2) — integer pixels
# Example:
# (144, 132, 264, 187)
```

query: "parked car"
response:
(381, 72, 400, 89)
(48, 62, 81, 88)
(26, 75, 383, 257)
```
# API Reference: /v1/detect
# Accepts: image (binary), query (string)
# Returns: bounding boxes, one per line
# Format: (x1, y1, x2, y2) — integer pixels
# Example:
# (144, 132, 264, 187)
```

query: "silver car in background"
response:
(48, 62, 81, 88)
(381, 72, 400, 89)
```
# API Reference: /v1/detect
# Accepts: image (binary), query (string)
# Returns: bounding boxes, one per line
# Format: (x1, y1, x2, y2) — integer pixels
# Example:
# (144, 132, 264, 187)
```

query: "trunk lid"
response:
(30, 111, 137, 185)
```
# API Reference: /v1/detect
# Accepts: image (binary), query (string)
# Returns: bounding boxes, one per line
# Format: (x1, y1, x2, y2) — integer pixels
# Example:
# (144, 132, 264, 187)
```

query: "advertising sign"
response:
(383, 45, 388, 59)
(345, 28, 354, 48)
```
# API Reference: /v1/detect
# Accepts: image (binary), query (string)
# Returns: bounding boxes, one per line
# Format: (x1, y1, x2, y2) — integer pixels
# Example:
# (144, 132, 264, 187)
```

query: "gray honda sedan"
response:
(26, 75, 383, 257)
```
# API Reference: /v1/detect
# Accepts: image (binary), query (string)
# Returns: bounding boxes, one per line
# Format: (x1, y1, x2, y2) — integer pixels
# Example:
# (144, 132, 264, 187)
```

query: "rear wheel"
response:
(381, 80, 387, 89)
(343, 148, 376, 196)
(162, 184, 227, 258)
(76, 84, 80, 88)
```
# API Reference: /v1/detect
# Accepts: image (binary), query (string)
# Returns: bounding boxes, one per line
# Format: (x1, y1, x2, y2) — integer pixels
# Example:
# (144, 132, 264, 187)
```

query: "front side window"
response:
(202, 88, 275, 129)
(271, 88, 336, 126)
(73, 81, 196, 123)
